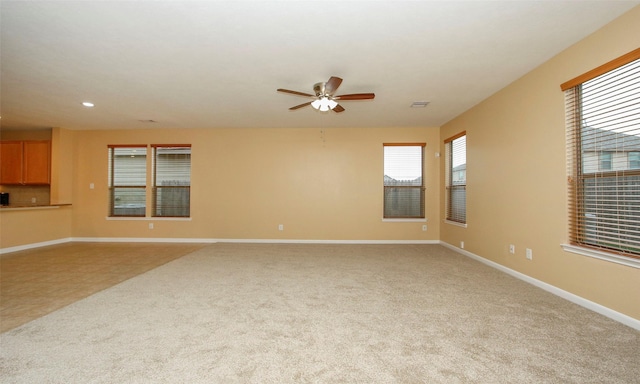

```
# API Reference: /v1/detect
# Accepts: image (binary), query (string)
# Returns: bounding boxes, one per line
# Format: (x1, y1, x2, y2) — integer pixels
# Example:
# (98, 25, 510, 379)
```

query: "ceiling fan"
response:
(277, 76, 375, 113)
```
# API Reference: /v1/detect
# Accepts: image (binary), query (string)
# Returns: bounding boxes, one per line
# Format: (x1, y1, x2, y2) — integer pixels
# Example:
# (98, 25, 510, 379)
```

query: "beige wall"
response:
(71, 126, 440, 241)
(0, 206, 72, 249)
(50, 127, 74, 204)
(440, 6, 640, 319)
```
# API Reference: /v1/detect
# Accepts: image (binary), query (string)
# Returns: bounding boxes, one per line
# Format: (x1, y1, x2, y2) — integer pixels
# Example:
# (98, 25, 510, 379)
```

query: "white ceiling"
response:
(1, 1, 638, 131)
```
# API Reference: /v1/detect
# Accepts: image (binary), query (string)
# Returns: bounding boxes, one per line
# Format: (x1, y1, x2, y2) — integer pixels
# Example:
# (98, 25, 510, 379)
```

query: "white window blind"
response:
(383, 143, 425, 219)
(445, 132, 466, 224)
(152, 145, 191, 217)
(564, 51, 640, 260)
(108, 145, 147, 217)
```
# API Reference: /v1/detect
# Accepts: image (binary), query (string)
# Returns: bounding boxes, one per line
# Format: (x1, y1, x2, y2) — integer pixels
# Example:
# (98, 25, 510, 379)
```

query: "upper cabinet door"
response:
(0, 141, 51, 185)
(0, 141, 24, 184)
(23, 141, 50, 184)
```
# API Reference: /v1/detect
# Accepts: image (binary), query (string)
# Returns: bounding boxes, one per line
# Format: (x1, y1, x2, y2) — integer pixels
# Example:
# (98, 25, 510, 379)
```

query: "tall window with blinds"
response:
(445, 132, 466, 224)
(563, 49, 640, 260)
(108, 145, 147, 217)
(383, 143, 425, 219)
(152, 145, 191, 217)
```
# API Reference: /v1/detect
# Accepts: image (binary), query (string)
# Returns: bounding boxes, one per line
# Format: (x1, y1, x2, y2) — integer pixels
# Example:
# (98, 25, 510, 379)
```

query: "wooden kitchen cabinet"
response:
(0, 141, 23, 184)
(0, 141, 51, 185)
(23, 141, 51, 184)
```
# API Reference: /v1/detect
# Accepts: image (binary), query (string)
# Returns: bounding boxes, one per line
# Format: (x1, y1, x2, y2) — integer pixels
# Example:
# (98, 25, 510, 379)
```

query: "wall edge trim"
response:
(0, 238, 73, 256)
(69, 237, 440, 245)
(1, 237, 441, 254)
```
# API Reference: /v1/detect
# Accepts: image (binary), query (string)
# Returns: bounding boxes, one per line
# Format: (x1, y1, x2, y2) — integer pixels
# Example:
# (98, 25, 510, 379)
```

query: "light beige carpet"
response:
(1, 243, 638, 383)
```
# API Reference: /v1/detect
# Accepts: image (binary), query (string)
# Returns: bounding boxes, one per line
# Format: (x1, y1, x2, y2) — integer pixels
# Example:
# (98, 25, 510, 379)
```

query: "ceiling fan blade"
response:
(332, 104, 345, 113)
(324, 76, 343, 95)
(335, 93, 375, 100)
(289, 101, 313, 110)
(277, 88, 315, 98)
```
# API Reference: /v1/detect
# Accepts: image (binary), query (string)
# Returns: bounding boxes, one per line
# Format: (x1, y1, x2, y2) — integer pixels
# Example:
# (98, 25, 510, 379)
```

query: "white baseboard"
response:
(0, 238, 73, 256)
(439, 241, 640, 331)
(70, 237, 440, 245)
(212, 238, 441, 245)
(1, 237, 440, 254)
(70, 237, 218, 244)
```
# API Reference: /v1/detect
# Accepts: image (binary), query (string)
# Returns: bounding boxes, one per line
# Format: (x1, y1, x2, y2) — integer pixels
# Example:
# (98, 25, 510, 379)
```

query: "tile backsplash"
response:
(0, 185, 50, 206)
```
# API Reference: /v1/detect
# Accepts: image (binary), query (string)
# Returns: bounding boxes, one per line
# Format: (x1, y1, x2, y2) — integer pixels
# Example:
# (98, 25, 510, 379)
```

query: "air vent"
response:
(410, 101, 429, 108)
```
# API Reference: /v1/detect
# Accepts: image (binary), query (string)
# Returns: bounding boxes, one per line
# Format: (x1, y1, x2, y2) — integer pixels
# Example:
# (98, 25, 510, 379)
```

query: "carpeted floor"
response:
(0, 242, 207, 332)
(1, 243, 638, 383)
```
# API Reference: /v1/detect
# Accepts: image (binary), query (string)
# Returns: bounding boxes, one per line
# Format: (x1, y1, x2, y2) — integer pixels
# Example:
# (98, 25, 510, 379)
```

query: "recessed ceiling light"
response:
(82, 102, 94, 107)
(410, 101, 429, 108)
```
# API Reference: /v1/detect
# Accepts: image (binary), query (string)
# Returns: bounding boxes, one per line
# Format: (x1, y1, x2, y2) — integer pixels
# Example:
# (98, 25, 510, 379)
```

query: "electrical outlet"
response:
(509, 244, 515, 254)
(278, 224, 284, 231)
(460, 241, 465, 249)
(526, 248, 533, 260)
(149, 223, 154, 230)
(422, 224, 427, 231)
(31, 197, 37, 204)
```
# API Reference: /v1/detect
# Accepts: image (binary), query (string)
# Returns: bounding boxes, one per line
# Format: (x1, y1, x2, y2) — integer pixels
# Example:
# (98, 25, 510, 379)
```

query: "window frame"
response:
(107, 143, 193, 220)
(151, 144, 191, 218)
(382, 143, 426, 220)
(444, 132, 467, 226)
(561, 48, 640, 268)
(108, 145, 148, 218)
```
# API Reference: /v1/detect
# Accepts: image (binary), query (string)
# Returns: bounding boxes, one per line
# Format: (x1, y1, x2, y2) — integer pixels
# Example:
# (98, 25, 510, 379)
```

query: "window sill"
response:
(561, 244, 640, 269)
(444, 219, 467, 228)
(382, 218, 427, 223)
(106, 217, 192, 221)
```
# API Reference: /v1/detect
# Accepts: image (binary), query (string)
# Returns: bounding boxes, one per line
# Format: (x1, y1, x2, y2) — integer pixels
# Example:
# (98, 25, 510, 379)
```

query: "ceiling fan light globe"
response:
(319, 97, 334, 111)
(312, 97, 333, 112)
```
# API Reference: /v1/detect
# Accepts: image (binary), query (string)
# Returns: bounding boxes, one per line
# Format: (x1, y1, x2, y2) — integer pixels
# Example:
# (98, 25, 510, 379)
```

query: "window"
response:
(599, 151, 613, 171)
(383, 143, 425, 219)
(152, 145, 191, 217)
(563, 49, 640, 261)
(108, 144, 192, 218)
(108, 145, 147, 217)
(629, 152, 640, 169)
(445, 132, 466, 224)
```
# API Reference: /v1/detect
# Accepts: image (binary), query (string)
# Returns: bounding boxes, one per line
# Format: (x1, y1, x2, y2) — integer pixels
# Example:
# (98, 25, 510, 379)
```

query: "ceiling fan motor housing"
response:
(313, 82, 327, 97)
